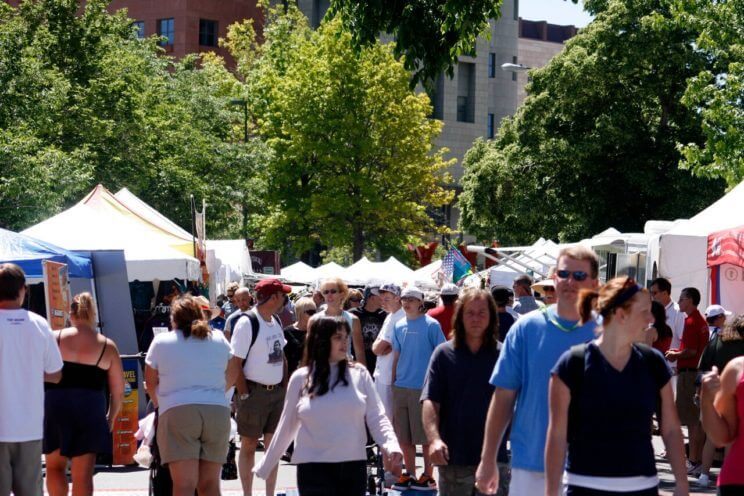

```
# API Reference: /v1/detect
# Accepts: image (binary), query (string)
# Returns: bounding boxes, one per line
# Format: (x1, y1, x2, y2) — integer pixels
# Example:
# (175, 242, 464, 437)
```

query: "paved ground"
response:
(74, 434, 719, 496)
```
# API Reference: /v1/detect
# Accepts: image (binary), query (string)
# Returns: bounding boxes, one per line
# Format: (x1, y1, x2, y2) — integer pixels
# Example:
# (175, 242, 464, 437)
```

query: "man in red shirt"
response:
(665, 287, 709, 473)
(427, 284, 459, 338)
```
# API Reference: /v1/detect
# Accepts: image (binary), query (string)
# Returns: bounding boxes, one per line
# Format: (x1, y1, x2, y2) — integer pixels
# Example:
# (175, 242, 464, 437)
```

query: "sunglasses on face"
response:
(348, 297, 362, 303)
(322, 288, 339, 295)
(556, 270, 589, 281)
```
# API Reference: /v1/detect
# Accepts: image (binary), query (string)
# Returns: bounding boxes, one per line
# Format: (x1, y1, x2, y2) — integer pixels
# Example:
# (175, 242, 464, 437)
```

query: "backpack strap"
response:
(239, 311, 261, 369)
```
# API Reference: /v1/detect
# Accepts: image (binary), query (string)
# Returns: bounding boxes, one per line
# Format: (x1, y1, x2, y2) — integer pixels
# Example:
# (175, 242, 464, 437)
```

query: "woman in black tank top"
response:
(43, 292, 125, 496)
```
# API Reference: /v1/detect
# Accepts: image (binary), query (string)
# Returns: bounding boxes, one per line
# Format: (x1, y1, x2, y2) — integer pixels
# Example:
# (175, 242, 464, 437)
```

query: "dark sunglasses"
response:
(556, 269, 589, 281)
(305, 309, 317, 316)
(322, 289, 339, 295)
(348, 297, 362, 303)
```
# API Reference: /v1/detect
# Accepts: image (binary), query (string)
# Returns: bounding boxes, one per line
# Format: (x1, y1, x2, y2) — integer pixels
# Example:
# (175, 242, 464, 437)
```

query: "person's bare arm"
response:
(105, 341, 126, 431)
(474, 387, 517, 494)
(702, 361, 742, 446)
(545, 376, 569, 496)
(144, 365, 159, 409)
(658, 382, 689, 495)
(422, 399, 448, 465)
(391, 351, 399, 385)
(44, 370, 62, 383)
(351, 316, 366, 367)
(229, 356, 249, 395)
(372, 337, 392, 356)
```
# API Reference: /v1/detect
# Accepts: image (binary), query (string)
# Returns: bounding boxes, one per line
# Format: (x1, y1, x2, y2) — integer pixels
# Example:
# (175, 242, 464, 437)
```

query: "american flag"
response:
(440, 247, 472, 284)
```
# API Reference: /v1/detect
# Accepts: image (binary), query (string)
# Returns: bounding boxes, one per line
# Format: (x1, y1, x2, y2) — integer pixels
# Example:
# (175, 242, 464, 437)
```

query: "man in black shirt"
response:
(350, 285, 388, 373)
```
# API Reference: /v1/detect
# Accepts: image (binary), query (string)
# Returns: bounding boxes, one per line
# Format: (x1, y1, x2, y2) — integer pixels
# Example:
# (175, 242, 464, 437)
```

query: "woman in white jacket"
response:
(255, 315, 402, 495)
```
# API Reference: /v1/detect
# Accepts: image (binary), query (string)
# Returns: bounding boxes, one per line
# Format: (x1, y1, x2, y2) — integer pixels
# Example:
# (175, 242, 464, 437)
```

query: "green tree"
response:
(677, 0, 744, 185)
(0, 0, 263, 238)
(458, 0, 726, 245)
(227, 6, 453, 260)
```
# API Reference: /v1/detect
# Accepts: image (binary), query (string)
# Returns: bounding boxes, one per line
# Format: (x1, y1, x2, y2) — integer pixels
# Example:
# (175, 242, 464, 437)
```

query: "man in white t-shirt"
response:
(0, 264, 63, 496)
(372, 282, 405, 484)
(228, 278, 290, 496)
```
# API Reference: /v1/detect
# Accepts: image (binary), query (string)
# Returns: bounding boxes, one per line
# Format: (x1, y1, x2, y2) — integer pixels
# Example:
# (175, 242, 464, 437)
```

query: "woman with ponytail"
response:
(545, 277, 689, 496)
(255, 316, 402, 495)
(145, 295, 236, 495)
(44, 292, 125, 496)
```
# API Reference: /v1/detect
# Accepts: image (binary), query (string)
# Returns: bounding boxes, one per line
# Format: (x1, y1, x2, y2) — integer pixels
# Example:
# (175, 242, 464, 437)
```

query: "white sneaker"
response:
(697, 474, 711, 487)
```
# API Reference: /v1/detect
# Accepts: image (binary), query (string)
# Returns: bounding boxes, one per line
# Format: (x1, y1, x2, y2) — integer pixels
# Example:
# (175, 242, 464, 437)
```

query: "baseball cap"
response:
(705, 304, 732, 318)
(364, 284, 381, 296)
(400, 287, 424, 301)
(440, 283, 460, 296)
(379, 283, 401, 297)
(255, 278, 292, 298)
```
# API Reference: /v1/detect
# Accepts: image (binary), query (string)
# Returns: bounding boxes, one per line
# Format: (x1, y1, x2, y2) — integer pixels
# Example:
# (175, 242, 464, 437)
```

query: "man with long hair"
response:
(422, 289, 509, 495)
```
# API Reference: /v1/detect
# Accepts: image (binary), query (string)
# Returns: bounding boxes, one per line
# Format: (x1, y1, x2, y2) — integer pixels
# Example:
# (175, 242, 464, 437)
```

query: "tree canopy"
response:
(226, 5, 453, 260)
(458, 0, 727, 245)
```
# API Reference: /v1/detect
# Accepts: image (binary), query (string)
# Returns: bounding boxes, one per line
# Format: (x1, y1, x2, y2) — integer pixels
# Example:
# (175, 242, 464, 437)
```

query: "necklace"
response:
(541, 306, 581, 333)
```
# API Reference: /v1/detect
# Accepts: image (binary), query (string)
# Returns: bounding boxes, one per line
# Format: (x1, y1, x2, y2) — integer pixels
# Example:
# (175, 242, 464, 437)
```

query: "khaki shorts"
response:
(0, 440, 42, 496)
(392, 386, 426, 445)
(236, 384, 285, 438)
(157, 404, 230, 464)
(676, 370, 700, 426)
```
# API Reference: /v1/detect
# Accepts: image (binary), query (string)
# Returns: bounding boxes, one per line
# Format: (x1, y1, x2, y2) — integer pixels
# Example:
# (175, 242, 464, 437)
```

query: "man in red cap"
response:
(228, 278, 291, 496)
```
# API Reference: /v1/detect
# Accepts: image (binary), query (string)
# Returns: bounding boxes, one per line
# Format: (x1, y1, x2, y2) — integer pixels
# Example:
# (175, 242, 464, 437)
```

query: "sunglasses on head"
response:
(322, 288, 339, 295)
(556, 269, 589, 281)
(305, 309, 317, 316)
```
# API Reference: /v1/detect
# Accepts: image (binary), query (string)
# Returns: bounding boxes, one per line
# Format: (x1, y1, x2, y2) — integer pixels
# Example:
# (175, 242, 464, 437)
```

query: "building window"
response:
(512, 56, 518, 81)
(487, 113, 495, 139)
(157, 18, 174, 47)
(199, 19, 218, 47)
(427, 73, 445, 120)
(488, 53, 496, 78)
(132, 21, 145, 39)
(457, 62, 475, 123)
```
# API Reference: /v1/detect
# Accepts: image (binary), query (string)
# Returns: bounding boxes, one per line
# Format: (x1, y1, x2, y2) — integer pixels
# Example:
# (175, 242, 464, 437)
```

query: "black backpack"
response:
(232, 310, 281, 366)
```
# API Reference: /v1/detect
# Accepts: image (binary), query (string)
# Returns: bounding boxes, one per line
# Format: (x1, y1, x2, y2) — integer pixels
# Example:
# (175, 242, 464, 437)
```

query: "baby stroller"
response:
(366, 442, 387, 496)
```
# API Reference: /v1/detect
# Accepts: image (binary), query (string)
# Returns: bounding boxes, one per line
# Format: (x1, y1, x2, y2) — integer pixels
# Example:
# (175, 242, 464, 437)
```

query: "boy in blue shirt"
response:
(475, 246, 600, 495)
(391, 287, 445, 491)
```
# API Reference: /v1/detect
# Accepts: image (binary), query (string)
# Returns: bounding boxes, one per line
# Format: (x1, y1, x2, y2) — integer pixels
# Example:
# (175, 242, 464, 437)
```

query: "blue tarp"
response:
(0, 228, 93, 279)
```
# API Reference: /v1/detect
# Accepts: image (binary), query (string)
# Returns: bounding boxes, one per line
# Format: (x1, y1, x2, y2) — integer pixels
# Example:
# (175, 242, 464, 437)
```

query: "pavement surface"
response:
(69, 433, 720, 496)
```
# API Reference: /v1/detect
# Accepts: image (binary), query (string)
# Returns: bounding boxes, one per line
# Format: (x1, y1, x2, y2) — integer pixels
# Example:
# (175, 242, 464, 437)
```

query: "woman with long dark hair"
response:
(254, 316, 402, 495)
(545, 277, 688, 496)
(645, 300, 673, 354)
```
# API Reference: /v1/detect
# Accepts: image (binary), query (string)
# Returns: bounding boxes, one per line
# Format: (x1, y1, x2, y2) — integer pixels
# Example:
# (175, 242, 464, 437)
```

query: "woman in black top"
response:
(545, 277, 689, 496)
(44, 293, 125, 496)
(284, 297, 317, 375)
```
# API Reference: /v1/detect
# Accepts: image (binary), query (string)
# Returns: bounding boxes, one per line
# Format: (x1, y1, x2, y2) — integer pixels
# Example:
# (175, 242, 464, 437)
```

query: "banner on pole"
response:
(42, 260, 70, 330)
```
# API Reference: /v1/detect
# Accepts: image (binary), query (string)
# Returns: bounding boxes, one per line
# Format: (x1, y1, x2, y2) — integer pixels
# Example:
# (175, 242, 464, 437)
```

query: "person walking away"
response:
(254, 316, 403, 495)
(545, 277, 688, 496)
(422, 289, 510, 495)
(0, 264, 63, 496)
(701, 356, 744, 494)
(44, 292, 125, 496)
(512, 275, 541, 315)
(490, 286, 516, 342)
(696, 312, 744, 488)
(427, 283, 459, 339)
(372, 283, 405, 485)
(665, 287, 708, 474)
(145, 295, 234, 496)
(350, 285, 387, 374)
(314, 278, 365, 368)
(390, 287, 446, 492)
(475, 246, 600, 495)
(228, 278, 291, 496)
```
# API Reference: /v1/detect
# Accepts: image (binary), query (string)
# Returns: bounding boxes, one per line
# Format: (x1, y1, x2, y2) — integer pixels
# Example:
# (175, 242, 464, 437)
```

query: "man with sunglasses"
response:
(475, 246, 600, 495)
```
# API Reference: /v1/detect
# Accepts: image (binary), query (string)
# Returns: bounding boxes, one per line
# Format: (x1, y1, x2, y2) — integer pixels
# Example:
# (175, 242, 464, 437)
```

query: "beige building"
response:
(516, 19, 578, 105)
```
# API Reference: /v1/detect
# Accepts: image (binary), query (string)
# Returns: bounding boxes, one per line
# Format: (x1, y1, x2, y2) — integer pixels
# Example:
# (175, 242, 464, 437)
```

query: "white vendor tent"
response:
(281, 261, 317, 284)
(649, 180, 744, 313)
(486, 238, 560, 288)
(23, 187, 200, 282)
(411, 260, 443, 290)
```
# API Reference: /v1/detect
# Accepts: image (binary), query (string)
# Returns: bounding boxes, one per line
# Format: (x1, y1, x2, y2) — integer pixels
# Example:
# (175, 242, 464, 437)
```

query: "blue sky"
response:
(519, 0, 594, 27)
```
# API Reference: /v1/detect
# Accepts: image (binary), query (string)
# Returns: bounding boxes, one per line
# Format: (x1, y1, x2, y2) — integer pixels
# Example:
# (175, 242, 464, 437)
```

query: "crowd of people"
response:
(1, 244, 744, 495)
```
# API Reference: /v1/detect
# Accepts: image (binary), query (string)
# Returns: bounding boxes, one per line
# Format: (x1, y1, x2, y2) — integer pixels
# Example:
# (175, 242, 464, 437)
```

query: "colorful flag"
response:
(441, 247, 473, 284)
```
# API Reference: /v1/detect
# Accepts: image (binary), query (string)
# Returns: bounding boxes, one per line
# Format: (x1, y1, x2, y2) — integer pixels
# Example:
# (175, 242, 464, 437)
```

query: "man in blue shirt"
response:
(475, 246, 600, 495)
(391, 287, 446, 492)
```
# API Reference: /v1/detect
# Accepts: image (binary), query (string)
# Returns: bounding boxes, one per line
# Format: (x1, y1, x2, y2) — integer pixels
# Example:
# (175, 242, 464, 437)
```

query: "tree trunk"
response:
(352, 223, 364, 262)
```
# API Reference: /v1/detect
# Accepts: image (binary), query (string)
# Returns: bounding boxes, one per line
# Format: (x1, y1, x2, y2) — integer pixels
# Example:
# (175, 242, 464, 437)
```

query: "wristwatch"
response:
(239, 393, 250, 401)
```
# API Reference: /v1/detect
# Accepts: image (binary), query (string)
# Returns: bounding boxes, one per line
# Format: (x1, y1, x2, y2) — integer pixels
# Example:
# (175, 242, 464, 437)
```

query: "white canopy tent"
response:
(279, 256, 416, 287)
(23, 202, 200, 282)
(281, 261, 317, 284)
(484, 238, 560, 288)
(411, 260, 443, 290)
(648, 180, 744, 313)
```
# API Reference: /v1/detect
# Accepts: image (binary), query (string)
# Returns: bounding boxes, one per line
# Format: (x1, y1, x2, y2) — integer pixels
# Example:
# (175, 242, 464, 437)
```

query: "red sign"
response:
(708, 225, 744, 268)
(42, 261, 70, 330)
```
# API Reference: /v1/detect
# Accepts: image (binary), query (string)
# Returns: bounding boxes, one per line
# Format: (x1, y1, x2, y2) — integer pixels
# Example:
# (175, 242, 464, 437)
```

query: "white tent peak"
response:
(667, 180, 744, 236)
